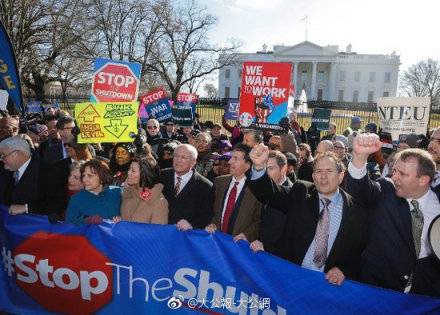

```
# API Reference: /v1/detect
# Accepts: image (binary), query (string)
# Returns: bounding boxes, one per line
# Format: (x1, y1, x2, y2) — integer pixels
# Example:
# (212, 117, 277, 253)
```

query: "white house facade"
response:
(218, 41, 400, 104)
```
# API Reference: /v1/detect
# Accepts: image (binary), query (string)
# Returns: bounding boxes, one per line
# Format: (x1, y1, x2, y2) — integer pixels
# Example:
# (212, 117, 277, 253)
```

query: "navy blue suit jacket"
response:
(345, 173, 440, 297)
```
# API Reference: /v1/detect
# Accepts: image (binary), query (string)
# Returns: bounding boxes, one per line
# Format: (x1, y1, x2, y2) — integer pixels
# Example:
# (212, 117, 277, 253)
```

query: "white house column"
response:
(328, 62, 337, 101)
(292, 62, 298, 98)
(311, 62, 318, 100)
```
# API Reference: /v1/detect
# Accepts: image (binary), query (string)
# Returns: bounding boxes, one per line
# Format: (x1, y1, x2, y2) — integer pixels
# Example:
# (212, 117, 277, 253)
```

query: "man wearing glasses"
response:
(0, 136, 41, 215)
(161, 121, 178, 140)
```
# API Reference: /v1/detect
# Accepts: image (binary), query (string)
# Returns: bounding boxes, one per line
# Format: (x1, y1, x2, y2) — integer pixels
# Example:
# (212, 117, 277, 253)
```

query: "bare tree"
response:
(1, 0, 93, 101)
(203, 82, 217, 98)
(400, 59, 440, 109)
(146, 0, 239, 100)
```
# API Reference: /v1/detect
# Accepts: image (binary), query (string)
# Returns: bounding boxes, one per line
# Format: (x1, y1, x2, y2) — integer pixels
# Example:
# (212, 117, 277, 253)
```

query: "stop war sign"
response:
(91, 58, 141, 103)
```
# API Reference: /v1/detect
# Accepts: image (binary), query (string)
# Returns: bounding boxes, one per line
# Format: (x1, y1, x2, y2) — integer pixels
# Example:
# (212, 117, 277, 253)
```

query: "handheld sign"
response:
(74, 102, 138, 143)
(139, 87, 172, 123)
(175, 92, 198, 117)
(239, 61, 292, 131)
(224, 99, 239, 120)
(91, 58, 141, 103)
(377, 97, 431, 141)
(311, 108, 332, 131)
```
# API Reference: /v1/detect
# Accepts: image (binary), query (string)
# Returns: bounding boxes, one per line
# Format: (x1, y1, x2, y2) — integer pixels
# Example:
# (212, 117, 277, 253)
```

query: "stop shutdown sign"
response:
(91, 58, 141, 103)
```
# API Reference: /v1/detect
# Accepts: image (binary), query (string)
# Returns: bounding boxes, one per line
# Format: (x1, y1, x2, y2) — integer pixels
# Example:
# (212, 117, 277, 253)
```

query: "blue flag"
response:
(0, 21, 23, 112)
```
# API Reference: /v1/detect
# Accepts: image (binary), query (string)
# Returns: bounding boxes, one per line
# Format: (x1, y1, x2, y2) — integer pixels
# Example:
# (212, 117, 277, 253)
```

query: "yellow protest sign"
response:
(74, 102, 139, 143)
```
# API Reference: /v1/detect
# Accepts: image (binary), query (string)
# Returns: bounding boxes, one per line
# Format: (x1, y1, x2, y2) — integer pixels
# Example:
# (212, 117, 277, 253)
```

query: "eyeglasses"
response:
(165, 123, 174, 126)
(147, 125, 158, 130)
(0, 150, 17, 161)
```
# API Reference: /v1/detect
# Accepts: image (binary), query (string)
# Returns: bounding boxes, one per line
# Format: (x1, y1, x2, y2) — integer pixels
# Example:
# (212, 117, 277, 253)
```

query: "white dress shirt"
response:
(221, 176, 247, 225)
(407, 189, 440, 259)
(16, 158, 31, 182)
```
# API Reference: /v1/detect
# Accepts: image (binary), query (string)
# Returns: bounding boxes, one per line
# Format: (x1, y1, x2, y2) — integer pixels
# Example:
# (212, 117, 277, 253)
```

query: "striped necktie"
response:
(313, 198, 331, 268)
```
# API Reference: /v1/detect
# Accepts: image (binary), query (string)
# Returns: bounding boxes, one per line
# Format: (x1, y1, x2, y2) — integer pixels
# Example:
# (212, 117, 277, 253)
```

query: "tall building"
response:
(218, 41, 400, 103)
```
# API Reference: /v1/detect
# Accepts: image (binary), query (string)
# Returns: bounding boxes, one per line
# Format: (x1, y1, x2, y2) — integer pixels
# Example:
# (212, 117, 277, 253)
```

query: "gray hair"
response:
(0, 136, 31, 157)
(175, 144, 198, 160)
(70, 160, 86, 172)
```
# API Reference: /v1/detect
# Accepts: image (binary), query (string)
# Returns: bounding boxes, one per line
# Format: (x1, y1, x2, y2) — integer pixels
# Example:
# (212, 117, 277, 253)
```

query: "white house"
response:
(218, 41, 400, 104)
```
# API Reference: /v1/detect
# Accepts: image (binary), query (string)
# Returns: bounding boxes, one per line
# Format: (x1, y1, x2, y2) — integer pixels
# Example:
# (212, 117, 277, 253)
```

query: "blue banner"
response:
(146, 98, 172, 122)
(0, 206, 439, 314)
(25, 101, 43, 113)
(0, 21, 23, 112)
(225, 99, 239, 120)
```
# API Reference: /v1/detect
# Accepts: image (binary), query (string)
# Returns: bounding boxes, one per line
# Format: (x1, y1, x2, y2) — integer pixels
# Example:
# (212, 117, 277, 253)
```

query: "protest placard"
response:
(172, 107, 193, 127)
(311, 108, 332, 131)
(175, 92, 198, 117)
(377, 97, 431, 140)
(224, 98, 239, 120)
(239, 61, 292, 130)
(91, 58, 141, 103)
(74, 102, 138, 143)
(139, 87, 172, 123)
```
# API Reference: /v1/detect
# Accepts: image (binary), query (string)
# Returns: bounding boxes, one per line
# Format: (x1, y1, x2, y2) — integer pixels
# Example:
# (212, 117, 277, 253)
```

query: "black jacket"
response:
(160, 168, 214, 229)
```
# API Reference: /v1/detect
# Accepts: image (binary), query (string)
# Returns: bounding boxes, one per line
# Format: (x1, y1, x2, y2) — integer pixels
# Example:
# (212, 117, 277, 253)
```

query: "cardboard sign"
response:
(377, 97, 431, 140)
(172, 107, 193, 127)
(224, 99, 239, 120)
(139, 87, 172, 123)
(74, 102, 138, 143)
(239, 61, 292, 130)
(91, 58, 141, 103)
(311, 108, 332, 131)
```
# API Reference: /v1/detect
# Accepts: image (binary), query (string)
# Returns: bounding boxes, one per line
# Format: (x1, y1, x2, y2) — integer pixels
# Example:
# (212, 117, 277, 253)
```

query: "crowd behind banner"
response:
(0, 102, 440, 306)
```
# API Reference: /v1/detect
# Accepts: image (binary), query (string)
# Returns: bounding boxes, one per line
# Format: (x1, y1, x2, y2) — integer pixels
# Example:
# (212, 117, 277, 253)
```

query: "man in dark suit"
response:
(259, 150, 293, 254)
(346, 133, 440, 297)
(0, 136, 42, 214)
(248, 144, 369, 286)
(0, 136, 70, 219)
(205, 143, 261, 242)
(161, 144, 214, 230)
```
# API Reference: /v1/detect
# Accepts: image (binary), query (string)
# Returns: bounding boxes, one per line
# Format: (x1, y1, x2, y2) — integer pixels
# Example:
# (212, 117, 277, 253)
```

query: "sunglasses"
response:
(147, 126, 158, 130)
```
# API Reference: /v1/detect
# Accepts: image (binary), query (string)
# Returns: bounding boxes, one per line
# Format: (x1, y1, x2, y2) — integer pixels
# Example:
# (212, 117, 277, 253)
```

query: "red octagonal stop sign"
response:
(13, 232, 113, 314)
(92, 62, 140, 102)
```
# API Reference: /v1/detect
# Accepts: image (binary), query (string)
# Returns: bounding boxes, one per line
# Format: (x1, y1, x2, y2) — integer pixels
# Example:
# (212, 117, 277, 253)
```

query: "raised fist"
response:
(249, 143, 269, 169)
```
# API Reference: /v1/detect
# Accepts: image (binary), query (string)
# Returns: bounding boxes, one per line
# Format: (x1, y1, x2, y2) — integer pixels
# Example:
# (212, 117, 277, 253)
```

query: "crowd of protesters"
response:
(0, 106, 439, 297)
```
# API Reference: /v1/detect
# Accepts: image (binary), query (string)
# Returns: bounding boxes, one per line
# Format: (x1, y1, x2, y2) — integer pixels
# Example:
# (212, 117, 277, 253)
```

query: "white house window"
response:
(318, 71, 325, 82)
(354, 71, 360, 82)
(353, 90, 359, 103)
(339, 71, 345, 81)
(338, 90, 344, 102)
(383, 91, 389, 97)
(369, 72, 376, 83)
(225, 86, 230, 98)
(225, 69, 230, 79)
(384, 72, 391, 83)
(368, 91, 374, 102)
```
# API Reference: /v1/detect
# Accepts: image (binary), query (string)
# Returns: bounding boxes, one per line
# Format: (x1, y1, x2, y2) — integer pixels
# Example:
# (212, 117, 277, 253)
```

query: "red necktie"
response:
(222, 182, 238, 233)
